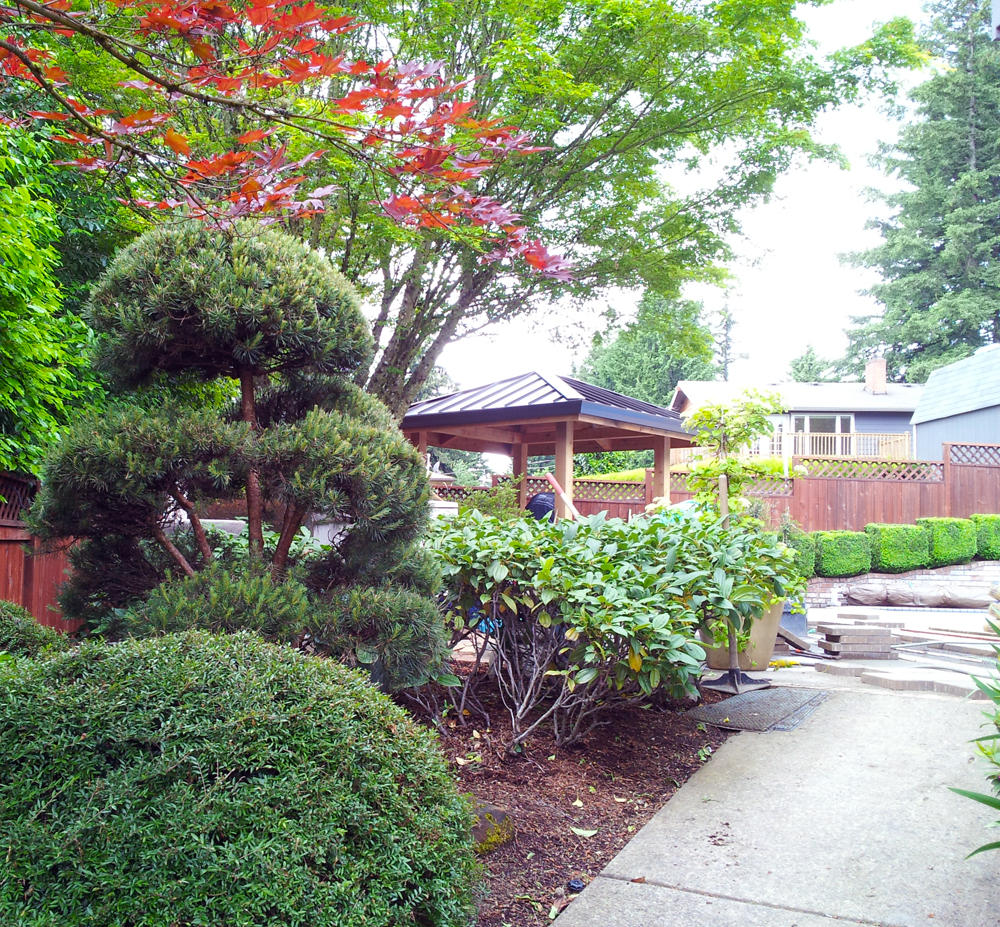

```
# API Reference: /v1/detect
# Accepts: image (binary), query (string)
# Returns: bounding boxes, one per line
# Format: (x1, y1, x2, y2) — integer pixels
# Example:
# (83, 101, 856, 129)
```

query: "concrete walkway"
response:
(556, 681, 1000, 927)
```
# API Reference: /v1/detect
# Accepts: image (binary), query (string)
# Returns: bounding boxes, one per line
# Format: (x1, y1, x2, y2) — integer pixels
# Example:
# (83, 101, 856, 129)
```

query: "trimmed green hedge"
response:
(0, 600, 70, 658)
(0, 632, 478, 926)
(916, 517, 978, 567)
(865, 523, 930, 573)
(785, 532, 816, 579)
(814, 531, 872, 577)
(971, 514, 1000, 561)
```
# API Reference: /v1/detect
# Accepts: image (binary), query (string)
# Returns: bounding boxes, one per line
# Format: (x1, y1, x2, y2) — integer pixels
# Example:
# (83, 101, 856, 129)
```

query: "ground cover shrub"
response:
(971, 514, 1000, 561)
(424, 510, 801, 747)
(813, 531, 872, 577)
(865, 523, 930, 573)
(0, 632, 478, 926)
(0, 600, 69, 657)
(916, 517, 978, 567)
(29, 223, 445, 691)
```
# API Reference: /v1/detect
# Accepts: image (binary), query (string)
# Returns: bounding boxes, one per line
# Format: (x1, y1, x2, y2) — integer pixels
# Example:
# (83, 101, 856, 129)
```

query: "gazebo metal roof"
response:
(402, 371, 693, 455)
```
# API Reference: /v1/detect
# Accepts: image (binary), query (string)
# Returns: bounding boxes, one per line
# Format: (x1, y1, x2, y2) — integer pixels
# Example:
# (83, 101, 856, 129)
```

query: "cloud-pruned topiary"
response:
(29, 223, 443, 690)
(0, 600, 69, 657)
(0, 632, 478, 926)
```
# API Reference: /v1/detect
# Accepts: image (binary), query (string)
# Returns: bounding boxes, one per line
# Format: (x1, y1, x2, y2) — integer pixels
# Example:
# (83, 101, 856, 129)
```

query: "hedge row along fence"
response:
(787, 514, 1000, 579)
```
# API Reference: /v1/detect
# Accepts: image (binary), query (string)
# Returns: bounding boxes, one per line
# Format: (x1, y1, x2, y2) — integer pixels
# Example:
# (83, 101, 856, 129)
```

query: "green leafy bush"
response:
(813, 531, 872, 577)
(425, 510, 802, 747)
(916, 517, 978, 567)
(865, 523, 930, 573)
(971, 514, 1000, 561)
(457, 481, 521, 520)
(0, 632, 477, 926)
(0, 600, 70, 657)
(784, 532, 816, 578)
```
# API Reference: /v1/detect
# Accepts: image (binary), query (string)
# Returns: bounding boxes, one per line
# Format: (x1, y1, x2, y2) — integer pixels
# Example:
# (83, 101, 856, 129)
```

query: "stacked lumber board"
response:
(816, 623, 898, 660)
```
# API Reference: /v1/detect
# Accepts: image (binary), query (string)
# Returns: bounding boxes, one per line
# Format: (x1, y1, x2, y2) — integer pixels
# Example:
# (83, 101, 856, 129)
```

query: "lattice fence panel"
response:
(573, 479, 645, 502)
(0, 474, 35, 522)
(949, 444, 1000, 467)
(748, 478, 794, 497)
(797, 457, 944, 482)
(433, 485, 486, 502)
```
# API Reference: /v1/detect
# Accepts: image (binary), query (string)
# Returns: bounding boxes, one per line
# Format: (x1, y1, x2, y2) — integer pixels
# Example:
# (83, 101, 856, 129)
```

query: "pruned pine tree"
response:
(30, 223, 446, 690)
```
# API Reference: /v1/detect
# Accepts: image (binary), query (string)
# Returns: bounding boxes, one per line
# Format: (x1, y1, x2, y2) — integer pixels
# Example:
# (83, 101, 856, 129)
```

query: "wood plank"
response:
(554, 421, 574, 520)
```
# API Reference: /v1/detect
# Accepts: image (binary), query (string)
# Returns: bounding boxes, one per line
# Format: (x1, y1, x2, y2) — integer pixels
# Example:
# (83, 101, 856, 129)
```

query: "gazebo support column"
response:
(512, 441, 528, 510)
(652, 436, 671, 504)
(554, 421, 574, 519)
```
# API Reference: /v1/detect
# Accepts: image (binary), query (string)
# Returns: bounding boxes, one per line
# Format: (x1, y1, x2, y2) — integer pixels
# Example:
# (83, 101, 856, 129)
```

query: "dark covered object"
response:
(525, 492, 555, 522)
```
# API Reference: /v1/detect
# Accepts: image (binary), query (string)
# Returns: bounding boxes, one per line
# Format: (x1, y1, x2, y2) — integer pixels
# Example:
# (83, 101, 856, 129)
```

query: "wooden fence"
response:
(437, 443, 1000, 531)
(0, 474, 74, 630)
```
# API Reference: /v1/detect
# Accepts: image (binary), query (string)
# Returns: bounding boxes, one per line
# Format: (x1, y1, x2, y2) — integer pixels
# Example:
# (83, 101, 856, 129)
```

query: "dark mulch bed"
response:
(418, 688, 731, 927)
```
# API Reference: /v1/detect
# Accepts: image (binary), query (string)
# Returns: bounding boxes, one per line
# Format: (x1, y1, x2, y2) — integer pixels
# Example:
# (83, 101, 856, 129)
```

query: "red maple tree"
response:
(0, 0, 569, 278)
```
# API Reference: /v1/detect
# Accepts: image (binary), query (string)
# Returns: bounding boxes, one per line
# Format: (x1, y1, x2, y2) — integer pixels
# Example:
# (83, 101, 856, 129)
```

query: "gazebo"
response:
(401, 372, 694, 518)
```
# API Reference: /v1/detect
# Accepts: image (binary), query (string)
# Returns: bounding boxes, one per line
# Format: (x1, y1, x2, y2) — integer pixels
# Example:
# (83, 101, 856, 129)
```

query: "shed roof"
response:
(911, 345, 1000, 424)
(402, 371, 692, 455)
(671, 379, 923, 415)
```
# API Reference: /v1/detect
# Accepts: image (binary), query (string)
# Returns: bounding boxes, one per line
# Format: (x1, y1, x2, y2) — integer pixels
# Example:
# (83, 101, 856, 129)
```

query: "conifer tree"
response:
(843, 0, 1000, 381)
(30, 223, 445, 690)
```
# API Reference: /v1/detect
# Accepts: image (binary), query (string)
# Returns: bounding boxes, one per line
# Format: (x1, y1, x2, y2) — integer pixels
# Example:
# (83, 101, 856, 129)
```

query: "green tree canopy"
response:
(788, 346, 835, 382)
(841, 0, 1000, 382)
(0, 126, 103, 474)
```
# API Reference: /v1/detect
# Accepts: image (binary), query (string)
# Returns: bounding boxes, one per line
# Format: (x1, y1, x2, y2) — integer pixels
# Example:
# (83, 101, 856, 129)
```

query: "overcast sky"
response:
(436, 0, 930, 391)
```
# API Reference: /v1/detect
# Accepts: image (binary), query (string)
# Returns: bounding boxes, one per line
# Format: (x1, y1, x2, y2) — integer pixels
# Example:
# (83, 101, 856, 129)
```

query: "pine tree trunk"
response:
(239, 368, 265, 561)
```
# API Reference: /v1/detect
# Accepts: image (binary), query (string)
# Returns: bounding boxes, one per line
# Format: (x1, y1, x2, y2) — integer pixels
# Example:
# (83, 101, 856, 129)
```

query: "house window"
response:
(792, 414, 854, 455)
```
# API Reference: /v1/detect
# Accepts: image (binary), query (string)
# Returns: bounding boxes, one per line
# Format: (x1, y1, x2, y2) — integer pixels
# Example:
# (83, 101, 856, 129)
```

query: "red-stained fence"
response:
(0, 474, 75, 631)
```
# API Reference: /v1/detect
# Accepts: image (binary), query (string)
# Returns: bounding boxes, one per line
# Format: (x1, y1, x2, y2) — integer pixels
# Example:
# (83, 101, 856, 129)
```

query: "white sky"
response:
(438, 0, 930, 390)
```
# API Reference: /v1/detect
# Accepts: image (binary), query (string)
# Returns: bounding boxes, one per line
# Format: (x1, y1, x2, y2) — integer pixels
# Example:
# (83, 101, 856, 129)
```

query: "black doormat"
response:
(687, 687, 830, 732)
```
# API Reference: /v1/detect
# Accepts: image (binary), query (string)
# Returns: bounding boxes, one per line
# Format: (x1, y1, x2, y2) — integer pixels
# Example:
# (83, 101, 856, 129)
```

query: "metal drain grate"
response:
(687, 687, 831, 732)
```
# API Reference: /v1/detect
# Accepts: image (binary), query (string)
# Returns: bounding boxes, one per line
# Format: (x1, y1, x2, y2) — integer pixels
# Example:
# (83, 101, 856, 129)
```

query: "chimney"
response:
(864, 357, 887, 395)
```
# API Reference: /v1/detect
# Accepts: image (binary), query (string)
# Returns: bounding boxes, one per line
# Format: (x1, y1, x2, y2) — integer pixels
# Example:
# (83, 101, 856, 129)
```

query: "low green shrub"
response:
(457, 481, 521, 520)
(0, 632, 478, 926)
(0, 600, 70, 657)
(916, 517, 978, 567)
(813, 531, 872, 577)
(971, 514, 1000, 561)
(426, 510, 802, 747)
(865, 523, 930, 573)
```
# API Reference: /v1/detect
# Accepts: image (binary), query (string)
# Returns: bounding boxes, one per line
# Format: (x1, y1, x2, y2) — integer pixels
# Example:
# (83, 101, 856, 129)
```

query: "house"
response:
(911, 344, 1000, 460)
(670, 359, 923, 459)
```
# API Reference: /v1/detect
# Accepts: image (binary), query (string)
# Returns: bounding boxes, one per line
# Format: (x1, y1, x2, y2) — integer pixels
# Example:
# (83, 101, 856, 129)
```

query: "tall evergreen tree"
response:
(842, 0, 1000, 382)
(788, 346, 835, 382)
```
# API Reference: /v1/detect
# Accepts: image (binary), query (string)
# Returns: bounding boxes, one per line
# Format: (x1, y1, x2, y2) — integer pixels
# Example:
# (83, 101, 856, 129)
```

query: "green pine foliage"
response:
(916, 517, 978, 567)
(865, 523, 931, 573)
(0, 633, 478, 926)
(813, 531, 872, 577)
(30, 224, 444, 691)
(0, 601, 70, 658)
(842, 0, 1000, 381)
(971, 514, 1000, 560)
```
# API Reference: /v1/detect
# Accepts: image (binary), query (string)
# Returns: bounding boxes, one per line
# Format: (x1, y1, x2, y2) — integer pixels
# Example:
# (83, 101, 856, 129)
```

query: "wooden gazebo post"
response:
(651, 436, 672, 504)
(554, 421, 574, 519)
(512, 440, 528, 508)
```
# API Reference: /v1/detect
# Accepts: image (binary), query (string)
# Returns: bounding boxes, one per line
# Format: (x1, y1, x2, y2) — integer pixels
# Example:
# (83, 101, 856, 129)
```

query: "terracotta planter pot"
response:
(700, 600, 784, 671)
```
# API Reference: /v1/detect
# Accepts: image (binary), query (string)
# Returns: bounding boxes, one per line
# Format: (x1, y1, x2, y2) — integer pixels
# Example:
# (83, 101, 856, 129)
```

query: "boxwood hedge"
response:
(813, 531, 872, 577)
(865, 523, 930, 573)
(971, 514, 1000, 561)
(916, 517, 978, 568)
(0, 632, 477, 927)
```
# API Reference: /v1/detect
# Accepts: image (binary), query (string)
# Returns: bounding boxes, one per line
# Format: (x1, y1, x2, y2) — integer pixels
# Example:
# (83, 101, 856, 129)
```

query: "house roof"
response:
(401, 371, 692, 454)
(911, 345, 1000, 425)
(670, 379, 923, 416)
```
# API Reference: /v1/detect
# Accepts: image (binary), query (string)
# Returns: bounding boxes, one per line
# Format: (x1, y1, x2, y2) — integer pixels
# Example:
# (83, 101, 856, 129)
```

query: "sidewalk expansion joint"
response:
(599, 873, 911, 927)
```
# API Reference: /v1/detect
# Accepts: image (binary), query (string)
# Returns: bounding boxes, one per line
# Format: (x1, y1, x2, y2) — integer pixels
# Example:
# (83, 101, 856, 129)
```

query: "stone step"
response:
(859, 668, 989, 699)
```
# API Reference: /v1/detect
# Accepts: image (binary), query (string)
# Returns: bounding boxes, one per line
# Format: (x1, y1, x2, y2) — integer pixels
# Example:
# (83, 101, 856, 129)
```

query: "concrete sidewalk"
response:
(555, 684, 1000, 927)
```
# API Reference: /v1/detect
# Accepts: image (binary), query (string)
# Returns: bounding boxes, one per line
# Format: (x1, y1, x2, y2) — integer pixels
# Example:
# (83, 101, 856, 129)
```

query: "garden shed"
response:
(911, 344, 1000, 460)
(401, 371, 694, 518)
